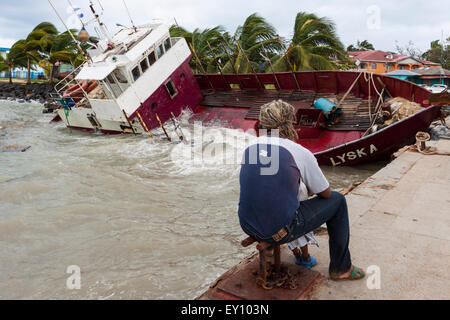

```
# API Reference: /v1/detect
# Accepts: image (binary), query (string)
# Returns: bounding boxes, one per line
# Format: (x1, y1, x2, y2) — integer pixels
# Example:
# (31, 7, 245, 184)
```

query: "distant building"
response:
(0, 47, 8, 59)
(0, 47, 46, 80)
(413, 67, 450, 86)
(384, 69, 420, 81)
(348, 50, 440, 74)
(58, 63, 75, 74)
(385, 67, 450, 86)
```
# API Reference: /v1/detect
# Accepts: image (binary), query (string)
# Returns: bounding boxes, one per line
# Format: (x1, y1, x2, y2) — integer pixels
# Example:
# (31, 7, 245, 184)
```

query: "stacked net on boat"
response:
(384, 97, 423, 125)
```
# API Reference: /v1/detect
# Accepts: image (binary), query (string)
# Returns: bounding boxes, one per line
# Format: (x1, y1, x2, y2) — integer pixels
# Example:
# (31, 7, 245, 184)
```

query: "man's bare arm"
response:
(317, 187, 332, 199)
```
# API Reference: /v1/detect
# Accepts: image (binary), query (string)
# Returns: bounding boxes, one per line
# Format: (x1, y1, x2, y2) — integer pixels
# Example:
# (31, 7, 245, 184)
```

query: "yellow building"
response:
(348, 50, 440, 74)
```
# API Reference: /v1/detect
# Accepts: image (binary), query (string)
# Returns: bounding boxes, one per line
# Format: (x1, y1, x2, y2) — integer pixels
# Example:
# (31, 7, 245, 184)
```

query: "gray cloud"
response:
(0, 0, 448, 53)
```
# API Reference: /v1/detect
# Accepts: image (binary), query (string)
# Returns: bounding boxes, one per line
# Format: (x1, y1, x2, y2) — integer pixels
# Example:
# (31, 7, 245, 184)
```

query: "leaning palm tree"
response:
(170, 25, 225, 73)
(223, 13, 281, 73)
(26, 23, 77, 83)
(273, 12, 347, 71)
(0, 47, 27, 84)
(347, 40, 375, 52)
(11, 39, 41, 85)
(40, 30, 77, 84)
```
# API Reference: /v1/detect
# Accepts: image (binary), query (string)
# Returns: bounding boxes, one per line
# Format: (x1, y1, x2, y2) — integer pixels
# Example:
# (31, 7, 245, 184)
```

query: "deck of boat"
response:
(200, 89, 373, 131)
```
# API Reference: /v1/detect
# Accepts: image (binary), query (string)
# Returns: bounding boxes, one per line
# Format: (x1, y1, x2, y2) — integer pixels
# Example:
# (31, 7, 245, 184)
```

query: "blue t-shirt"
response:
(238, 135, 329, 240)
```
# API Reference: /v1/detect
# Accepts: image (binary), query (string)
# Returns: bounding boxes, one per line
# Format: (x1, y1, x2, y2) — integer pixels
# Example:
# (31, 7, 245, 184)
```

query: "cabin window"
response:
(165, 80, 177, 98)
(360, 63, 366, 69)
(156, 44, 164, 59)
(106, 74, 116, 85)
(140, 58, 149, 73)
(164, 38, 172, 52)
(148, 51, 156, 65)
(104, 76, 121, 98)
(372, 63, 377, 70)
(113, 69, 128, 84)
(132, 66, 141, 81)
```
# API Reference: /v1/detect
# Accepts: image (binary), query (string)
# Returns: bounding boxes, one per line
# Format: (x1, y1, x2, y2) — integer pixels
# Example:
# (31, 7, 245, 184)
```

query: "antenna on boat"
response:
(234, 37, 264, 89)
(88, 0, 113, 44)
(47, 0, 91, 64)
(67, 0, 86, 28)
(277, 34, 301, 90)
(122, 0, 137, 32)
(66, 0, 97, 49)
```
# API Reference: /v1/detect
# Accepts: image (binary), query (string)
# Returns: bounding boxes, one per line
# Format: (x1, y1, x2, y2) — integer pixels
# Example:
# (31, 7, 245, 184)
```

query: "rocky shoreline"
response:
(0, 83, 59, 112)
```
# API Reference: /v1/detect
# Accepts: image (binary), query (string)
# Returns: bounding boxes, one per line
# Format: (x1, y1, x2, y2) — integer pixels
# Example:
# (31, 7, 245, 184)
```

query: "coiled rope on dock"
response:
(411, 132, 450, 156)
(395, 131, 450, 157)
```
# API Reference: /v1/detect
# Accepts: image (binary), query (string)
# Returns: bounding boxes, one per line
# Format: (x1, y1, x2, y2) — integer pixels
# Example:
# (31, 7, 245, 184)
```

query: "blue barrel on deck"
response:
(314, 98, 342, 119)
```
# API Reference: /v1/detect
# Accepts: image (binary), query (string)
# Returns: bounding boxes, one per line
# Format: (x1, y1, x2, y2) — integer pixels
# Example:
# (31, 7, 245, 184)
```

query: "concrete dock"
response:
(199, 139, 450, 300)
(311, 138, 450, 299)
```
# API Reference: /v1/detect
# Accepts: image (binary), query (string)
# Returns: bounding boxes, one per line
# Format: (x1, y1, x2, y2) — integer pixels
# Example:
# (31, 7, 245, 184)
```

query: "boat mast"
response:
(122, 0, 138, 32)
(47, 0, 91, 64)
(88, 0, 113, 44)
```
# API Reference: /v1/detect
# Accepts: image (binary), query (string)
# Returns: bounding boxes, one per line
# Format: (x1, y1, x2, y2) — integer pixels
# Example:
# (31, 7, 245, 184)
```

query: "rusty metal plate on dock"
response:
(213, 258, 324, 300)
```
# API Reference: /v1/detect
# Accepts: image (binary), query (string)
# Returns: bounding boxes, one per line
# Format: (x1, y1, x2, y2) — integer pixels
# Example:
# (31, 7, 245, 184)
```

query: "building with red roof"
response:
(348, 50, 440, 74)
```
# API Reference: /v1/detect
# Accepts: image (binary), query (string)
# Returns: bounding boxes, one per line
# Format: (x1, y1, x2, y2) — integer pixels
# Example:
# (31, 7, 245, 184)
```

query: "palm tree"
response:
(273, 12, 347, 71)
(223, 13, 281, 73)
(0, 47, 27, 84)
(170, 25, 225, 73)
(11, 39, 41, 85)
(26, 22, 77, 83)
(347, 40, 375, 52)
(42, 31, 78, 84)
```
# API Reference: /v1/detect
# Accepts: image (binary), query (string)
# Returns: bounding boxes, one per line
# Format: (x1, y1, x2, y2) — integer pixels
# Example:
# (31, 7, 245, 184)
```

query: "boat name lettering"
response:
(330, 144, 378, 166)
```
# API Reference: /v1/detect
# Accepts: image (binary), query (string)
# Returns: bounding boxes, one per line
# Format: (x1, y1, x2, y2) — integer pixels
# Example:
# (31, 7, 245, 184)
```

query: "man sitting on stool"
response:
(238, 100, 365, 281)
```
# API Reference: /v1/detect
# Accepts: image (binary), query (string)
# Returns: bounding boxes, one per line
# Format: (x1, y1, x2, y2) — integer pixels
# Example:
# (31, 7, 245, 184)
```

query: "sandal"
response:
(330, 265, 365, 281)
(295, 255, 317, 269)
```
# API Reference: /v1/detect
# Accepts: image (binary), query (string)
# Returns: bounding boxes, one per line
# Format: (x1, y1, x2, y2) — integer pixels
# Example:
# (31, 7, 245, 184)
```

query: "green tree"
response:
(347, 40, 375, 51)
(43, 31, 78, 84)
(170, 25, 225, 73)
(11, 39, 41, 85)
(223, 13, 281, 73)
(0, 47, 27, 84)
(273, 12, 347, 71)
(422, 38, 449, 69)
(27, 22, 79, 83)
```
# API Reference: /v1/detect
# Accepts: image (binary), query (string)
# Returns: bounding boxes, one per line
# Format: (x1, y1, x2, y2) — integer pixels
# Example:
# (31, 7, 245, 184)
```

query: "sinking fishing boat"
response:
(49, 2, 445, 166)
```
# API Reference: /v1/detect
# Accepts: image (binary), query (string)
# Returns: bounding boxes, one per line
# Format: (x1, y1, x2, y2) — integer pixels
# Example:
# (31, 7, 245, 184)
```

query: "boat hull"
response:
(54, 69, 441, 166)
(192, 71, 440, 166)
(314, 105, 442, 166)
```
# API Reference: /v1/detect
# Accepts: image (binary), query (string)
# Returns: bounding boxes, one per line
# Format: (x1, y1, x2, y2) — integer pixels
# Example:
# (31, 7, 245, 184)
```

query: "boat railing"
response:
(54, 64, 84, 94)
(51, 64, 92, 109)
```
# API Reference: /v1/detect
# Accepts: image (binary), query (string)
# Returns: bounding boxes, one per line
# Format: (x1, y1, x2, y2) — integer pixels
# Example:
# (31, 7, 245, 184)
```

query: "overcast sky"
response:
(1, 0, 448, 54)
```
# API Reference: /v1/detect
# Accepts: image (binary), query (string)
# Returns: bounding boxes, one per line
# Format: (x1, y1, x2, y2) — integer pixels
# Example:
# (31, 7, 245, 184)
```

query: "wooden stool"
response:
(241, 236, 281, 285)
